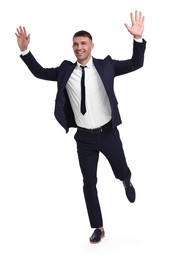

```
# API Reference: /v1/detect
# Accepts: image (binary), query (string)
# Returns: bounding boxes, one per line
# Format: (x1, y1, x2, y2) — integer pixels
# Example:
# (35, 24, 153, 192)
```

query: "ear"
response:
(90, 43, 94, 50)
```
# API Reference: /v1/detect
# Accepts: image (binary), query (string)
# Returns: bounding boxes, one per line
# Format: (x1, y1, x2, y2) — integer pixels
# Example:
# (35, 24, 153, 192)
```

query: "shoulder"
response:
(93, 55, 112, 63)
(60, 60, 76, 67)
(58, 60, 77, 73)
(92, 55, 114, 67)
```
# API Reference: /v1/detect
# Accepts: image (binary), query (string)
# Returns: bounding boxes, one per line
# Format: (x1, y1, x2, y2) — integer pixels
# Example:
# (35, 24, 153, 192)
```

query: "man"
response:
(15, 10, 146, 243)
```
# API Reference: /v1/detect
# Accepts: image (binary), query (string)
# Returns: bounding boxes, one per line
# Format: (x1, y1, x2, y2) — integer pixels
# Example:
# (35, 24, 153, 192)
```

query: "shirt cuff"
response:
(134, 38, 143, 43)
(21, 49, 30, 56)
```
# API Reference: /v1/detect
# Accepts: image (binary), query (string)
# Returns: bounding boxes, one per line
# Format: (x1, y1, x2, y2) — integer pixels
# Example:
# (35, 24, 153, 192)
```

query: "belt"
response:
(77, 120, 112, 134)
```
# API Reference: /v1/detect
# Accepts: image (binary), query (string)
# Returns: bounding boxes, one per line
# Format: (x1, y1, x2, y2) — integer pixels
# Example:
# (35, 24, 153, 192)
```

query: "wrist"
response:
(21, 49, 29, 56)
(134, 37, 143, 43)
(134, 34, 142, 40)
(20, 46, 28, 51)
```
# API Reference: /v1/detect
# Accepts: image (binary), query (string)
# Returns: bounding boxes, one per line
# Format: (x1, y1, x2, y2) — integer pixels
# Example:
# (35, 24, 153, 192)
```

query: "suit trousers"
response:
(74, 126, 131, 228)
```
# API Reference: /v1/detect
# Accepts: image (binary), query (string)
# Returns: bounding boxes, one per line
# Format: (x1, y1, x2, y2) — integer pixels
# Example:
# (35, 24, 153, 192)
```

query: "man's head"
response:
(72, 30, 94, 65)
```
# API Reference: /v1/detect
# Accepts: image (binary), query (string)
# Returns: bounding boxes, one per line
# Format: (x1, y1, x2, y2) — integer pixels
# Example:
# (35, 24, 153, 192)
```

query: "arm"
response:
(113, 10, 146, 76)
(15, 26, 58, 81)
(111, 39, 146, 77)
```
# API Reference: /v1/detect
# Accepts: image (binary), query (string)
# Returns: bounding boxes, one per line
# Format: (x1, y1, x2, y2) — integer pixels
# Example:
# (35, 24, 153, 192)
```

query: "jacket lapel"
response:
(93, 57, 112, 97)
(57, 62, 77, 99)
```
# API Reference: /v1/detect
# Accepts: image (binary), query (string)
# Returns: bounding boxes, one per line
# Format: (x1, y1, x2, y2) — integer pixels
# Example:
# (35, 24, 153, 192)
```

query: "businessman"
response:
(15, 10, 146, 243)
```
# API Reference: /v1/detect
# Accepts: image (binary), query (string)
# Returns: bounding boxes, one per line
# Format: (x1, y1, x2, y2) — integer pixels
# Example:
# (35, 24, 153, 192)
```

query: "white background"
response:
(0, 0, 185, 259)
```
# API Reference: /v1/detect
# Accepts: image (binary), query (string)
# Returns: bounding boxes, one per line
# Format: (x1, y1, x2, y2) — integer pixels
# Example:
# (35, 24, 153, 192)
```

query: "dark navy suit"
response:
(21, 39, 146, 227)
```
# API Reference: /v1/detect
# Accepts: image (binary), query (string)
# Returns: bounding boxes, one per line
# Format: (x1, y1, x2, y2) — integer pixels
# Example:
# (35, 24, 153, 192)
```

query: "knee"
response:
(83, 177, 97, 190)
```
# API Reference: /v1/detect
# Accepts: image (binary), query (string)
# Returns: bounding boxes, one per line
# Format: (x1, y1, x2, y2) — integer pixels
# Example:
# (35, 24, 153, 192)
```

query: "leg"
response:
(74, 131, 103, 228)
(97, 128, 131, 181)
(97, 128, 135, 202)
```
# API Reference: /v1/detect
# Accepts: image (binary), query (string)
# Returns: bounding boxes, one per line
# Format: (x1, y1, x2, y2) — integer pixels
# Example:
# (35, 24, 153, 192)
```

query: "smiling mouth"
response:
(76, 52, 84, 55)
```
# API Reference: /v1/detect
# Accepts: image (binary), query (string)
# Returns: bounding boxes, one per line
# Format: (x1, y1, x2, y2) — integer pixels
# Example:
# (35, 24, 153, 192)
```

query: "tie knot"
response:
(80, 65, 87, 70)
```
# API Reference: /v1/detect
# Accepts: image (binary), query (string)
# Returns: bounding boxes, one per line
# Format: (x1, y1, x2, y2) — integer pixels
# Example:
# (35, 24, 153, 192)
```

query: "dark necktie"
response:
(80, 65, 87, 115)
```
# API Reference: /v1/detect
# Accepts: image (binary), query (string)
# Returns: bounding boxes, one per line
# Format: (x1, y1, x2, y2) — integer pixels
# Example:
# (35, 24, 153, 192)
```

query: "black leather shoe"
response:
(89, 229, 105, 243)
(123, 181, 136, 203)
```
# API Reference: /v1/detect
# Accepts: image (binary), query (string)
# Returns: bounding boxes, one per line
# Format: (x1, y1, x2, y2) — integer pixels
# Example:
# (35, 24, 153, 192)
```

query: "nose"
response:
(76, 44, 82, 50)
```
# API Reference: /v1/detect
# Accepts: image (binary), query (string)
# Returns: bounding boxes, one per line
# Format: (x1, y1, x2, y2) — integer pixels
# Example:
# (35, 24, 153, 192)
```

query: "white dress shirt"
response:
(66, 57, 112, 129)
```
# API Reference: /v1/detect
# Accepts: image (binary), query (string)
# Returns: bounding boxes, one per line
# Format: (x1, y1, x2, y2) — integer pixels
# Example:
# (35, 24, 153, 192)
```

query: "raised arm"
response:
(15, 26, 30, 51)
(124, 10, 145, 39)
(15, 26, 59, 81)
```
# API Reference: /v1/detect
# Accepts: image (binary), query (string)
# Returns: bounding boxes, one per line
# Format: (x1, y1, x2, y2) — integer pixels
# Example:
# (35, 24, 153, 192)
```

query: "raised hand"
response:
(15, 26, 30, 51)
(124, 10, 145, 39)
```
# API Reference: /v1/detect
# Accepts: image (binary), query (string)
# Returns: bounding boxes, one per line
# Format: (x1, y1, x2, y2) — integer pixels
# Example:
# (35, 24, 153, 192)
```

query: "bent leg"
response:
(97, 128, 131, 181)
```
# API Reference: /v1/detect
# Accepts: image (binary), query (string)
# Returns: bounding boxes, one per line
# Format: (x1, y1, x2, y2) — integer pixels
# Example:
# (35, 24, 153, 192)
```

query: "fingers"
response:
(124, 23, 130, 30)
(141, 15, 145, 24)
(130, 10, 140, 25)
(138, 11, 145, 24)
(16, 26, 28, 37)
(139, 11, 142, 21)
(125, 10, 145, 38)
(130, 12, 134, 25)
(130, 10, 144, 24)
(16, 26, 22, 35)
(124, 23, 130, 31)
(136, 10, 145, 23)
(134, 10, 141, 21)
(22, 26, 27, 35)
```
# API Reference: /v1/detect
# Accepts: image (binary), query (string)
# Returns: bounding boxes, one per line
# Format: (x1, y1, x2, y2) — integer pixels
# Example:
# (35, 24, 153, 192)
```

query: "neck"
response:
(78, 56, 92, 66)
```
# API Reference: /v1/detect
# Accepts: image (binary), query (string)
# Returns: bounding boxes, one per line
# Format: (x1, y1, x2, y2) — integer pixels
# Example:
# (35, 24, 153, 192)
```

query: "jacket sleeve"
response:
(113, 39, 146, 76)
(20, 51, 59, 81)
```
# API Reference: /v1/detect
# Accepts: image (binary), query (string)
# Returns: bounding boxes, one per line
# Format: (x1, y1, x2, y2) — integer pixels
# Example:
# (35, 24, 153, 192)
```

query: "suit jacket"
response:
(20, 39, 146, 133)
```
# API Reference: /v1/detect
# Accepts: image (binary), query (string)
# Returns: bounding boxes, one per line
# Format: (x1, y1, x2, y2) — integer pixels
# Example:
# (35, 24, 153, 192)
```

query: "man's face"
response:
(72, 36, 94, 64)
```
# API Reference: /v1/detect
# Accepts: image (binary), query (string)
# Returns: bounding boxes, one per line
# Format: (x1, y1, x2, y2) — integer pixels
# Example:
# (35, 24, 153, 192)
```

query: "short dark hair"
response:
(73, 30, 92, 41)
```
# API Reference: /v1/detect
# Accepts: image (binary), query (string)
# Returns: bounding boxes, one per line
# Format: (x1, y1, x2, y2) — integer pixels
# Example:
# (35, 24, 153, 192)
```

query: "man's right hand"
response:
(15, 26, 30, 52)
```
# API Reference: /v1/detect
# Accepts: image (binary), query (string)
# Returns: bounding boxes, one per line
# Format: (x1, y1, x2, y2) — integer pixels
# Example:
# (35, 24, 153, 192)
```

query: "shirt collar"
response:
(77, 57, 93, 69)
